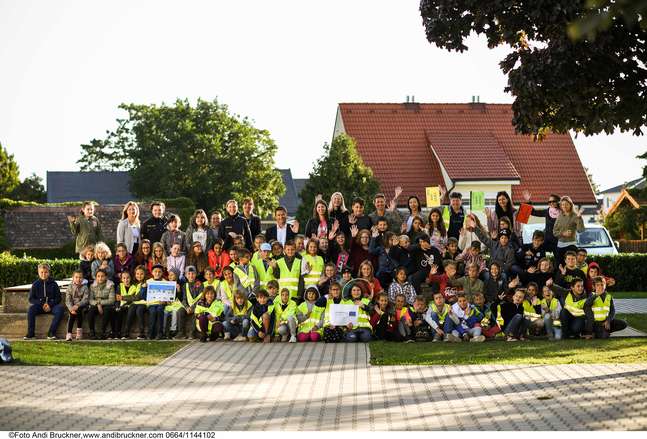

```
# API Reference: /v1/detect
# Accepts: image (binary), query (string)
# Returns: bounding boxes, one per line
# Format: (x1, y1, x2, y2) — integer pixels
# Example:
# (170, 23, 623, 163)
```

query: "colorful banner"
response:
(470, 191, 485, 212)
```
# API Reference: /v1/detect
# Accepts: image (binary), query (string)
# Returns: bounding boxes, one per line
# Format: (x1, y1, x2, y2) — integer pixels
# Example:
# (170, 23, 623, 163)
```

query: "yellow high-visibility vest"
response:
(431, 302, 449, 324)
(564, 293, 587, 317)
(194, 300, 224, 334)
(302, 254, 324, 288)
(119, 284, 139, 307)
(341, 297, 372, 329)
(251, 258, 275, 288)
(277, 257, 301, 299)
(234, 264, 257, 291)
(297, 301, 324, 334)
(273, 299, 297, 334)
(540, 298, 561, 326)
(522, 300, 542, 322)
(592, 294, 612, 322)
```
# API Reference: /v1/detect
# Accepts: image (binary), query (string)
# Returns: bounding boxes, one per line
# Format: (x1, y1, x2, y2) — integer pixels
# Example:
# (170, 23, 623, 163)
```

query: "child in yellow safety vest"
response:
(318, 282, 346, 342)
(547, 277, 588, 339)
(427, 291, 450, 342)
(111, 271, 138, 340)
(234, 248, 259, 297)
(341, 283, 373, 342)
(540, 286, 562, 340)
(163, 268, 187, 339)
(269, 240, 302, 300)
(195, 286, 224, 342)
(302, 240, 325, 290)
(582, 276, 627, 339)
(177, 265, 204, 339)
(252, 243, 275, 290)
(273, 288, 298, 342)
(222, 290, 252, 341)
(472, 292, 500, 339)
(296, 286, 323, 342)
(130, 265, 149, 339)
(523, 282, 543, 335)
(445, 294, 485, 342)
(248, 289, 274, 343)
(217, 266, 241, 307)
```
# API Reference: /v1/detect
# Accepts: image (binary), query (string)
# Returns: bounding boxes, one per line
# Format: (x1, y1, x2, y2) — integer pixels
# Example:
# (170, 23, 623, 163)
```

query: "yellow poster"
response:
(425, 186, 441, 207)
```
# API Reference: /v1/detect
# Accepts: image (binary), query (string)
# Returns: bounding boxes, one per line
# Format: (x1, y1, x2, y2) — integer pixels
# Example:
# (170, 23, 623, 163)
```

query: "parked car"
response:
(522, 223, 619, 255)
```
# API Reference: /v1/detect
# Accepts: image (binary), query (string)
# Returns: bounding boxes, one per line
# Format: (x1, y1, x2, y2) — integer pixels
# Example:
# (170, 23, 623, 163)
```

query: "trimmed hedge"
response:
(588, 254, 647, 292)
(0, 252, 78, 289)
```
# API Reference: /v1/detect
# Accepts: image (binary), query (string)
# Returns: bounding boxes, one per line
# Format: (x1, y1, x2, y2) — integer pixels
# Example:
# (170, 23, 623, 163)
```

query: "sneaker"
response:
(120, 336, 127, 340)
(234, 335, 246, 342)
(136, 335, 146, 340)
(289, 335, 297, 343)
(172, 333, 185, 340)
(506, 336, 517, 342)
(470, 335, 485, 343)
(223, 332, 231, 341)
(23, 335, 34, 340)
(47, 333, 57, 340)
(76, 329, 83, 340)
(462, 334, 470, 342)
(432, 335, 441, 343)
(447, 333, 460, 343)
(443, 335, 451, 342)
(404, 339, 415, 343)
(65, 333, 73, 341)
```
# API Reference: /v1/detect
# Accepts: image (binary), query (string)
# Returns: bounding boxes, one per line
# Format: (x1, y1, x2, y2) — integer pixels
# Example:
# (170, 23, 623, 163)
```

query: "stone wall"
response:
(2, 205, 150, 249)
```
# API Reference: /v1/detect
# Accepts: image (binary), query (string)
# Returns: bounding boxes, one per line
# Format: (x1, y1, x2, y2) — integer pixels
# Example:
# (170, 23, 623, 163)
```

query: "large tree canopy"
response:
(78, 99, 284, 216)
(296, 134, 380, 223)
(420, 0, 647, 138)
(0, 142, 20, 198)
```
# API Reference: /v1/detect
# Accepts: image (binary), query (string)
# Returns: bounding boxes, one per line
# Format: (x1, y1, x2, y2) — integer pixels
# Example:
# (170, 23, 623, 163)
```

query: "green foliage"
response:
(296, 134, 380, 223)
(77, 98, 285, 216)
(419, 1, 647, 137)
(10, 173, 46, 202)
(0, 199, 89, 209)
(568, 0, 647, 41)
(588, 254, 647, 291)
(0, 142, 20, 198)
(0, 252, 78, 289)
(604, 205, 646, 240)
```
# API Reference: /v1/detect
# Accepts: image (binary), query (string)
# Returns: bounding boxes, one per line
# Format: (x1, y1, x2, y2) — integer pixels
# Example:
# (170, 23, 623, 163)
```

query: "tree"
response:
(420, 1, 647, 138)
(10, 173, 46, 202)
(0, 142, 20, 198)
(296, 134, 380, 223)
(78, 99, 285, 216)
(584, 167, 600, 195)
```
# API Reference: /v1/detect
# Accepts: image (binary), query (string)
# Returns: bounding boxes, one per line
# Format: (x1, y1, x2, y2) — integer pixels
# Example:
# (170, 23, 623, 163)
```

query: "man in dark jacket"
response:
(408, 234, 443, 291)
(242, 198, 262, 239)
(141, 201, 168, 244)
(221, 200, 253, 251)
(25, 264, 65, 339)
(265, 206, 298, 245)
(446, 192, 465, 240)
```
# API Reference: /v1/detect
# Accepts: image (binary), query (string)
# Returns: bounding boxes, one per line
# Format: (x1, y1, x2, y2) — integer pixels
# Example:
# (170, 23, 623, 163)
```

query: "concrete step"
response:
(0, 310, 198, 340)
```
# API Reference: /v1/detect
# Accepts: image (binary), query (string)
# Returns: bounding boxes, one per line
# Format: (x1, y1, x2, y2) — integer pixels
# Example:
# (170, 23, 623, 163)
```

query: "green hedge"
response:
(588, 254, 647, 292)
(0, 253, 78, 289)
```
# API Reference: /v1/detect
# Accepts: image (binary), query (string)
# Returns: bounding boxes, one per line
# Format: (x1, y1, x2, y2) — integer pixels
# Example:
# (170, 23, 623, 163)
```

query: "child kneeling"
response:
(296, 286, 323, 342)
(195, 286, 224, 342)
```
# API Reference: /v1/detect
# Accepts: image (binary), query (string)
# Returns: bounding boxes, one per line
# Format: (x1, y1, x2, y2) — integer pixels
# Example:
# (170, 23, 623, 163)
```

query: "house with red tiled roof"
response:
(333, 101, 597, 211)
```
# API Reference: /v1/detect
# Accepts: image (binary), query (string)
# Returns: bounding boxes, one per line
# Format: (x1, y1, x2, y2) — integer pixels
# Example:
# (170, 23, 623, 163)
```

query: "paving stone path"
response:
(615, 299, 647, 314)
(2, 342, 647, 430)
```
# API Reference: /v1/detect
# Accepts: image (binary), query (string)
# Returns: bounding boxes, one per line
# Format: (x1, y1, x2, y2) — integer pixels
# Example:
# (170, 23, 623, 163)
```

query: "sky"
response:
(0, 0, 644, 192)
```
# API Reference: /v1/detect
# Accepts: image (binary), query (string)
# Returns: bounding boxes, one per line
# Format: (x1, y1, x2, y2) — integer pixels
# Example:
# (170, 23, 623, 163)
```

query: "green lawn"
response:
(10, 341, 189, 366)
(617, 313, 647, 333)
(612, 292, 647, 299)
(370, 338, 647, 366)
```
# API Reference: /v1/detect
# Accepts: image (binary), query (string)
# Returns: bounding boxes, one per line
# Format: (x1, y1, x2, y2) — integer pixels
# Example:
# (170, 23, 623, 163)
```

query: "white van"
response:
(522, 223, 619, 255)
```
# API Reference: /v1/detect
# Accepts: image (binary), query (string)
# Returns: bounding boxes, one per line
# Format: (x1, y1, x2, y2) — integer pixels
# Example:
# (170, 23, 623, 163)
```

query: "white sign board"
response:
(329, 304, 359, 327)
(146, 280, 177, 302)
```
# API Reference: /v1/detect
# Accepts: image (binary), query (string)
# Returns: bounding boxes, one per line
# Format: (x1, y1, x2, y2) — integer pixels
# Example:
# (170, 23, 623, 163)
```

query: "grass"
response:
(612, 291, 647, 299)
(617, 313, 647, 333)
(10, 341, 189, 366)
(369, 338, 647, 366)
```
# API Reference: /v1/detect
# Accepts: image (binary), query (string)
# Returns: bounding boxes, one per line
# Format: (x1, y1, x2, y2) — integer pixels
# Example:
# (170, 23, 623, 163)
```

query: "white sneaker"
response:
(289, 335, 297, 343)
(65, 333, 73, 341)
(234, 335, 246, 342)
(470, 335, 486, 343)
(447, 333, 461, 343)
(223, 332, 231, 340)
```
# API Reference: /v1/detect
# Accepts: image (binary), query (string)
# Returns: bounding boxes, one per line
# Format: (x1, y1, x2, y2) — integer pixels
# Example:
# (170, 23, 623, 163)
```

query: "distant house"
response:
(47, 170, 304, 216)
(599, 177, 646, 214)
(333, 102, 597, 213)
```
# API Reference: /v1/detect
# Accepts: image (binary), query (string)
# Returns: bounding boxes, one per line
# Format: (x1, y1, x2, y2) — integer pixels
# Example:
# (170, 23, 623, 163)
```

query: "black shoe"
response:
(200, 336, 208, 343)
(23, 334, 35, 340)
(90, 333, 98, 340)
(156, 334, 164, 340)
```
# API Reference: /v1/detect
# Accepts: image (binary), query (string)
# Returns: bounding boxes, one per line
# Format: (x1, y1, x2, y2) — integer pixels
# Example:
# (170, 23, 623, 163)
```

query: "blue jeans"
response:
(345, 328, 372, 342)
(223, 318, 250, 338)
(444, 317, 482, 337)
(543, 314, 562, 340)
(560, 309, 585, 338)
(27, 303, 65, 337)
(504, 314, 529, 338)
(147, 305, 165, 338)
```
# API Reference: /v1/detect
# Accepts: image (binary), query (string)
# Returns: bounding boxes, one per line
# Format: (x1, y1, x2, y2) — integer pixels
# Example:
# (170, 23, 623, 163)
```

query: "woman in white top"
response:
(184, 209, 216, 255)
(116, 201, 141, 254)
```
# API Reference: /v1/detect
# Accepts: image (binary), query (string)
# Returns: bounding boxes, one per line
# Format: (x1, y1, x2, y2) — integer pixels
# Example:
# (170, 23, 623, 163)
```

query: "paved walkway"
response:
(2, 342, 647, 430)
(615, 299, 647, 314)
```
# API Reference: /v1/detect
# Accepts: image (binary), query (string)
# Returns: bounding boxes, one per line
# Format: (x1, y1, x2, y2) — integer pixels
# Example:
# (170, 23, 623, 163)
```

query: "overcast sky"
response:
(0, 0, 644, 191)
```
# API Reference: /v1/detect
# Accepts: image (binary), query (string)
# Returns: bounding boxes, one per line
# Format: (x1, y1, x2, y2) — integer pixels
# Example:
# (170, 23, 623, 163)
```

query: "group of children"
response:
(24, 191, 627, 343)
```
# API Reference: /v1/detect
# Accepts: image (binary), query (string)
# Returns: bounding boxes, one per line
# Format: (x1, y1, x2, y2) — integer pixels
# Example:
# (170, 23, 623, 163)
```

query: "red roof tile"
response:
(338, 103, 597, 205)
(426, 130, 520, 181)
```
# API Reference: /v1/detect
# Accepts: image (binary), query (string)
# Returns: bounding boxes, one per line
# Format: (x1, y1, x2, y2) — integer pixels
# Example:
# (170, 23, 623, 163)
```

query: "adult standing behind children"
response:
(552, 196, 585, 268)
(141, 201, 168, 245)
(265, 206, 299, 246)
(24, 263, 65, 340)
(522, 191, 562, 253)
(221, 200, 253, 251)
(440, 189, 465, 240)
(68, 201, 103, 257)
(241, 198, 262, 240)
(368, 188, 403, 233)
(116, 201, 141, 254)
(184, 209, 216, 255)
(329, 192, 351, 238)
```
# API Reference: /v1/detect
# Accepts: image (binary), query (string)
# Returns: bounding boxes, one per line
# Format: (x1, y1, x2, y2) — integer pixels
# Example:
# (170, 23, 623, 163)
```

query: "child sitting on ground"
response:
(393, 293, 413, 342)
(222, 291, 252, 341)
(523, 282, 543, 336)
(444, 294, 485, 342)
(428, 260, 460, 304)
(194, 285, 225, 342)
(540, 286, 562, 340)
(273, 288, 298, 342)
(497, 288, 529, 342)
(296, 286, 323, 342)
(370, 292, 397, 341)
(319, 282, 346, 343)
(448, 263, 484, 302)
(163, 268, 186, 339)
(65, 269, 89, 341)
(248, 289, 274, 343)
(342, 284, 373, 342)
(583, 276, 627, 339)
(388, 266, 417, 305)
(410, 295, 434, 341)
(427, 291, 450, 342)
(472, 292, 500, 339)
